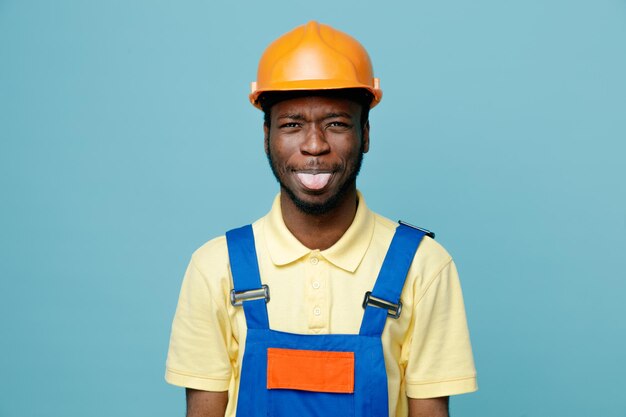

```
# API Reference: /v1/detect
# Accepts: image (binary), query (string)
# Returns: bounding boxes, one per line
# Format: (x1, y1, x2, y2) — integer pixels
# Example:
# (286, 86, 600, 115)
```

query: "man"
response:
(165, 21, 477, 417)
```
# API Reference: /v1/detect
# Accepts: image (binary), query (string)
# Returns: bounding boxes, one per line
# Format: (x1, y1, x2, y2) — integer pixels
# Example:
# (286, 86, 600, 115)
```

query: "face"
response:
(264, 95, 370, 215)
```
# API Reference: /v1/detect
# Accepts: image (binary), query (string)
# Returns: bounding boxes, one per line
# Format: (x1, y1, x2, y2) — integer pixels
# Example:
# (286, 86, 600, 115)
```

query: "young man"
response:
(165, 21, 477, 417)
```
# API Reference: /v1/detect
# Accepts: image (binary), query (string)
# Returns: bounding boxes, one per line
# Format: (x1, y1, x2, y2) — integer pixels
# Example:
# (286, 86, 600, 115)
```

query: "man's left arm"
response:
(404, 257, 477, 400)
(409, 397, 449, 417)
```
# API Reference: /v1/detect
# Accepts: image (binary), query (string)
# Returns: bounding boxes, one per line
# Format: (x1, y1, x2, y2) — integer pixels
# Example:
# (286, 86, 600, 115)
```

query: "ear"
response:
(362, 120, 370, 154)
(264, 124, 270, 155)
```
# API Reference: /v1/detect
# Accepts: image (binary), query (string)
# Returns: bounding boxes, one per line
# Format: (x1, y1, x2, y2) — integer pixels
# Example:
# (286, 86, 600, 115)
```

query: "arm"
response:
(409, 397, 449, 417)
(186, 389, 228, 417)
(403, 257, 477, 402)
(165, 250, 235, 414)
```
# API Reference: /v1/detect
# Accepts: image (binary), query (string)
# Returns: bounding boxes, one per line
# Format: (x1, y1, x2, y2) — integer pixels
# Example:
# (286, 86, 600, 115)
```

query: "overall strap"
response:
(359, 224, 426, 336)
(225, 225, 270, 330)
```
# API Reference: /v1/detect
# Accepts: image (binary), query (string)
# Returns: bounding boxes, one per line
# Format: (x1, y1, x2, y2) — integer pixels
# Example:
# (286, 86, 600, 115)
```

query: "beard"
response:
(267, 143, 365, 215)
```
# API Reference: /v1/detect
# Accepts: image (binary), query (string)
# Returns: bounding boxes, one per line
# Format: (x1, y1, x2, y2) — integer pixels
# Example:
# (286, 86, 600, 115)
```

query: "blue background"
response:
(1, 1, 625, 416)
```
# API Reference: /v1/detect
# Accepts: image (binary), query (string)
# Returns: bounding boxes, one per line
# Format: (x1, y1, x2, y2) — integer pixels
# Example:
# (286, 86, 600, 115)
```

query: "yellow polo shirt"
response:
(165, 193, 477, 416)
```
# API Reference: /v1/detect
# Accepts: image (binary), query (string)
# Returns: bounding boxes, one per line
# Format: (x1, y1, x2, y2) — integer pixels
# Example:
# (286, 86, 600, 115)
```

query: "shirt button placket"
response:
(306, 251, 327, 333)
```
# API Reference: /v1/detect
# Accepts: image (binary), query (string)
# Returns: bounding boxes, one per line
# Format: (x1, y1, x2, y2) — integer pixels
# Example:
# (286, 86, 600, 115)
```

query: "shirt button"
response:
(312, 281, 321, 289)
(313, 307, 321, 316)
(310, 257, 319, 265)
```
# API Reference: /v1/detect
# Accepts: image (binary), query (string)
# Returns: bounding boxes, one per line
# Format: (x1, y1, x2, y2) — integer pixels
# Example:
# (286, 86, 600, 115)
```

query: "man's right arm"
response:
(186, 389, 228, 417)
(165, 245, 235, 415)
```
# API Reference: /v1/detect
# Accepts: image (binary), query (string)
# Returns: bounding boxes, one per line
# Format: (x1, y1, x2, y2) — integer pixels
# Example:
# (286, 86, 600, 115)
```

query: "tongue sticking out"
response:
(296, 173, 332, 190)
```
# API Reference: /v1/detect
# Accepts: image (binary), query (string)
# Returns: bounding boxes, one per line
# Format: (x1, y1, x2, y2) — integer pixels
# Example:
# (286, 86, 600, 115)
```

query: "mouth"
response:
(295, 171, 333, 191)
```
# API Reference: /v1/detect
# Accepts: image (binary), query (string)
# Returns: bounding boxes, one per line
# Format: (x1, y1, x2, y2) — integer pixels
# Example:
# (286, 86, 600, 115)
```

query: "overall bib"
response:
(226, 223, 428, 417)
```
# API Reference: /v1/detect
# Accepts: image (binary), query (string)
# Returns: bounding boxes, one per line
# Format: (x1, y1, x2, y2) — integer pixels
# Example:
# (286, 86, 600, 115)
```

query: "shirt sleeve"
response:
(404, 259, 478, 398)
(165, 252, 235, 391)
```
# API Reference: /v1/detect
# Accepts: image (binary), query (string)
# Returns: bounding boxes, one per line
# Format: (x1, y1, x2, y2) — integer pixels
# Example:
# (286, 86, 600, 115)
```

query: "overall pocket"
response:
(267, 348, 355, 417)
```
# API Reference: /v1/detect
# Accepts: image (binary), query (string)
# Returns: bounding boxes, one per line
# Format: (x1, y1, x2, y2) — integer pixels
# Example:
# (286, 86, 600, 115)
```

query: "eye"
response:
(279, 122, 301, 129)
(327, 121, 351, 130)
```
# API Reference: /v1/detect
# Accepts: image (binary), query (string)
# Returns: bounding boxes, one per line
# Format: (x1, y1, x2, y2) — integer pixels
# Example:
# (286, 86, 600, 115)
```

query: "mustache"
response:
(291, 158, 341, 171)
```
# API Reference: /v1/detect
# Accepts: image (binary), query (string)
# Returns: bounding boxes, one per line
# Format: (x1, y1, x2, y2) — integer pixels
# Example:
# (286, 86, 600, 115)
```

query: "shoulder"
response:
(182, 234, 233, 300)
(372, 211, 453, 279)
(191, 234, 229, 272)
(189, 213, 266, 269)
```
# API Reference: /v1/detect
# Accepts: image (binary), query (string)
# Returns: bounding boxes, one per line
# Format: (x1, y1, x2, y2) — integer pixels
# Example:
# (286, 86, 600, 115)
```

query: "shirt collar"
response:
(263, 191, 375, 273)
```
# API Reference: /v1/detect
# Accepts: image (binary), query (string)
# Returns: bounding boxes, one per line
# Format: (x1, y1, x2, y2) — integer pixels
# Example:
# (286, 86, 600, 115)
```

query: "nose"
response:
(301, 125, 330, 156)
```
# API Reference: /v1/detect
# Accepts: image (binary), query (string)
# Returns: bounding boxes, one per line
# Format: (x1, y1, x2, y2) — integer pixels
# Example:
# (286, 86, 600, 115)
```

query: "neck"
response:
(280, 187, 358, 251)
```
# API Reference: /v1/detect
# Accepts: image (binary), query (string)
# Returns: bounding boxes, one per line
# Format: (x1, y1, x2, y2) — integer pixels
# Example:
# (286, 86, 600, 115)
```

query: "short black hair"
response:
(259, 88, 373, 130)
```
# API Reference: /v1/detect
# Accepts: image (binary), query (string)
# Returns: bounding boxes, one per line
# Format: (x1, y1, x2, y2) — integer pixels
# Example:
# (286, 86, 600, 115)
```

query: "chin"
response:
(286, 189, 346, 215)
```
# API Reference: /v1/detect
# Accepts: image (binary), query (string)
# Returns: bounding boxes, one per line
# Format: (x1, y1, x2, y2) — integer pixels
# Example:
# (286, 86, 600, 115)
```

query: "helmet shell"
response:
(250, 21, 382, 109)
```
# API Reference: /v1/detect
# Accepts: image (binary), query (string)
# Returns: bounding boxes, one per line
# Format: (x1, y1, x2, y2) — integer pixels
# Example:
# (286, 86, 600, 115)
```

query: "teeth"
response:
(296, 173, 332, 190)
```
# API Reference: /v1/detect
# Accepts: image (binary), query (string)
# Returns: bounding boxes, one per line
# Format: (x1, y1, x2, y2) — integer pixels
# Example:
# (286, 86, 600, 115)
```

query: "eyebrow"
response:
(277, 112, 354, 121)
(323, 112, 353, 120)
(277, 113, 306, 121)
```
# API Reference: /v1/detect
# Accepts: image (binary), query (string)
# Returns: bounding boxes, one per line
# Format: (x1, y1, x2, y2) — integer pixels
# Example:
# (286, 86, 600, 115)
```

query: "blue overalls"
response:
(225, 222, 430, 417)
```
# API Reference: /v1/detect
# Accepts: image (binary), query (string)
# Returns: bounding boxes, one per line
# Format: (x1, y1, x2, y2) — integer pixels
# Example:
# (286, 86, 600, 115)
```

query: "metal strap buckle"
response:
(398, 220, 435, 239)
(230, 285, 270, 307)
(362, 291, 402, 319)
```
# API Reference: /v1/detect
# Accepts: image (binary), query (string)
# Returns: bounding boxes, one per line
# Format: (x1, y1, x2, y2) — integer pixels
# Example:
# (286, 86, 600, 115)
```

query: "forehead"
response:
(270, 95, 361, 118)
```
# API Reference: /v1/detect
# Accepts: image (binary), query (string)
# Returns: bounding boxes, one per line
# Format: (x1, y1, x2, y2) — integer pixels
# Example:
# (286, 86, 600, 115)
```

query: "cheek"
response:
(268, 139, 295, 171)
(270, 136, 300, 158)
(336, 138, 362, 162)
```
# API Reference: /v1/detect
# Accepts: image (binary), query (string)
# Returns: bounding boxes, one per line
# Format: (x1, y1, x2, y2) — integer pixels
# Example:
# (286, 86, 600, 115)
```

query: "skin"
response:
(186, 95, 450, 417)
(264, 95, 368, 250)
(409, 397, 450, 417)
(186, 389, 227, 417)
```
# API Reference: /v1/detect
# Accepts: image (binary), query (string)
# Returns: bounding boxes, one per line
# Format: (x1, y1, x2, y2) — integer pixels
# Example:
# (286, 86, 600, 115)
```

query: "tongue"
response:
(297, 173, 332, 190)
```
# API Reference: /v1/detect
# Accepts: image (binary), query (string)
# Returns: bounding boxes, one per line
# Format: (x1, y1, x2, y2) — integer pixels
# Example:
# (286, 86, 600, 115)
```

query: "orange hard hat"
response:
(250, 21, 382, 109)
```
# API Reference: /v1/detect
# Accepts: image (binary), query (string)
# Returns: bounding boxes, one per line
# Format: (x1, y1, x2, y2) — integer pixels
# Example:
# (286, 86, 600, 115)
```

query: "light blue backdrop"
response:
(1, 1, 625, 416)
